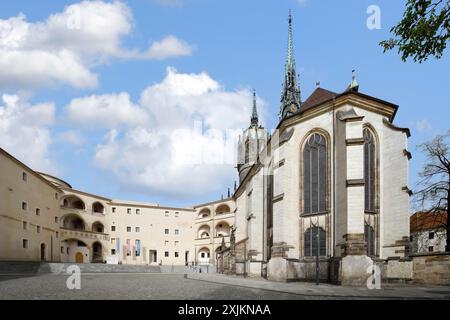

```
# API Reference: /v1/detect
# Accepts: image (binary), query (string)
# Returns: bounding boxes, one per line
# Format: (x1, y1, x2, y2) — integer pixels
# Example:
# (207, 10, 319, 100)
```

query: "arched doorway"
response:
(92, 242, 103, 263)
(40, 243, 46, 261)
(75, 252, 84, 263)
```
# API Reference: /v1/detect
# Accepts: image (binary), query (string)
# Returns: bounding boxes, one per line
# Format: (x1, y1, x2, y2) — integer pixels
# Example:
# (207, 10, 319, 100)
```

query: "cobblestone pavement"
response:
(0, 273, 449, 300)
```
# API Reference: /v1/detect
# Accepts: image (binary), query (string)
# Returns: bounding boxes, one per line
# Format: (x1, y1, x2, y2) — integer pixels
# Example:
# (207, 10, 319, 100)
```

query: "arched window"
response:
(244, 139, 250, 163)
(303, 133, 327, 214)
(363, 128, 376, 212)
(304, 227, 326, 257)
(364, 223, 375, 256)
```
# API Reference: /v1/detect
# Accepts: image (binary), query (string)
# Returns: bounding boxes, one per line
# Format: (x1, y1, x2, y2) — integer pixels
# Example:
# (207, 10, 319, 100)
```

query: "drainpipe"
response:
(332, 97, 336, 257)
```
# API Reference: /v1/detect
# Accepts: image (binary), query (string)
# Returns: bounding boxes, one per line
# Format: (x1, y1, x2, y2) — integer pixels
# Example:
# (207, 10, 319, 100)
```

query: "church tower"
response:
(280, 10, 302, 119)
(237, 90, 268, 183)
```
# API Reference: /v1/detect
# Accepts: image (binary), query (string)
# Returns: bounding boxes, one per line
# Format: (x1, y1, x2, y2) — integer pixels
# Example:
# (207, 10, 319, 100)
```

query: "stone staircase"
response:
(0, 261, 161, 274)
(0, 261, 43, 274)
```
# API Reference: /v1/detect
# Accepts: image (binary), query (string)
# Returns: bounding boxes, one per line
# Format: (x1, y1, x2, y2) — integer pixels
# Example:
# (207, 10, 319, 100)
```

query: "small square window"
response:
(22, 172, 27, 182)
(112, 207, 116, 213)
(55, 216, 58, 223)
(111, 249, 116, 255)
(22, 201, 27, 211)
(429, 246, 434, 252)
(165, 229, 169, 234)
(429, 232, 435, 240)
(165, 251, 169, 257)
(175, 229, 179, 235)
(126, 226, 131, 232)
(111, 226, 116, 232)
(175, 252, 179, 258)
(35, 208, 40, 216)
(164, 241, 169, 246)
(136, 209, 140, 215)
(175, 241, 179, 247)
(37, 226, 41, 233)
(165, 211, 169, 217)
(127, 208, 131, 214)
(22, 239, 28, 249)
(135, 227, 140, 232)
(23, 221, 27, 230)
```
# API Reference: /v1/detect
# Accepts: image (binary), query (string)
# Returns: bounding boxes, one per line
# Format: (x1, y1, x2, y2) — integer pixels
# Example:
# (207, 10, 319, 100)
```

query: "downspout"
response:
(332, 97, 336, 257)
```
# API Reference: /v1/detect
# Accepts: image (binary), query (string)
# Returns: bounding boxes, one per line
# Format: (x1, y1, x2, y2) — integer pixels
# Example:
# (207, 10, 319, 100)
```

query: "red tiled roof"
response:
(301, 87, 337, 112)
(410, 211, 448, 233)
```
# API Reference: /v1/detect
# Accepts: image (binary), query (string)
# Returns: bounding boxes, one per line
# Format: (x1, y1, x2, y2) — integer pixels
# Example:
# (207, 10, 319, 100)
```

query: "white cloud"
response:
(0, 94, 55, 171)
(56, 130, 84, 145)
(71, 67, 265, 198)
(144, 35, 193, 60)
(0, 1, 193, 89)
(66, 92, 150, 128)
(416, 119, 432, 133)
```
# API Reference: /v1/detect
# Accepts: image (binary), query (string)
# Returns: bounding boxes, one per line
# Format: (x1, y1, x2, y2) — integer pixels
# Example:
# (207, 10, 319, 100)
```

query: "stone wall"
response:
(411, 252, 450, 285)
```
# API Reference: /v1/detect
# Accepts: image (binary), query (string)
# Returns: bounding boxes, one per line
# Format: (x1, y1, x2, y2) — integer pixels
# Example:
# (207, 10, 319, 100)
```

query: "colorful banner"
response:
(136, 240, 141, 257)
(126, 239, 130, 256)
(116, 238, 120, 255)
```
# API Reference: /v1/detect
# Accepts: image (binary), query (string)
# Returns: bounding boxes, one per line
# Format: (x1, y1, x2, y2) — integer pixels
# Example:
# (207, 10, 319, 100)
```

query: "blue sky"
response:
(0, 0, 448, 208)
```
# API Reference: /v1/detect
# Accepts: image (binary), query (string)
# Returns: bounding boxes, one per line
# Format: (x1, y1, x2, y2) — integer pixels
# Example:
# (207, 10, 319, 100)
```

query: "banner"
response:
(136, 240, 141, 257)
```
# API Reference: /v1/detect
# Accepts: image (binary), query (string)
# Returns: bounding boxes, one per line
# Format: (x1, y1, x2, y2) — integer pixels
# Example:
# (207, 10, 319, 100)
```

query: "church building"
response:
(221, 12, 411, 285)
(0, 12, 411, 286)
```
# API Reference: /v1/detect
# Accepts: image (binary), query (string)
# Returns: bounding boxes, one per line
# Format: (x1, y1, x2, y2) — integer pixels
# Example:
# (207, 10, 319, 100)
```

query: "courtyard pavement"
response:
(0, 273, 449, 300)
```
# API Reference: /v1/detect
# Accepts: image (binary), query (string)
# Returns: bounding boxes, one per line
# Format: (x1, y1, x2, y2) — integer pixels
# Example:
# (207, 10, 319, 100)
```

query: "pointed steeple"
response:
(280, 10, 302, 120)
(250, 89, 259, 127)
(286, 10, 294, 70)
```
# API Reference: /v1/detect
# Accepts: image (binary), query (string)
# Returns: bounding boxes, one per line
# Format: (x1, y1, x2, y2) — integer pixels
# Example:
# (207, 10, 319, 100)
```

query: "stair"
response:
(0, 261, 160, 274)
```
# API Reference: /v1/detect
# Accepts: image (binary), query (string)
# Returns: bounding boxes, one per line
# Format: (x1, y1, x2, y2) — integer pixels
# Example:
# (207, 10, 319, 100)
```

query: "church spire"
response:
(280, 10, 302, 120)
(250, 89, 259, 127)
(286, 9, 295, 71)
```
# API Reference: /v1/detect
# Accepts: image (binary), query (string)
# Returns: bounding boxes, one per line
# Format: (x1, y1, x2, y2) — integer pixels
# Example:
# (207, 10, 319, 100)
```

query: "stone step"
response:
(0, 261, 217, 274)
(0, 261, 42, 274)
(0, 261, 161, 274)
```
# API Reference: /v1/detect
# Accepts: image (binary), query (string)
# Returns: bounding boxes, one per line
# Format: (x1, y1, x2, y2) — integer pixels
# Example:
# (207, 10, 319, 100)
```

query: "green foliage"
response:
(380, 0, 450, 63)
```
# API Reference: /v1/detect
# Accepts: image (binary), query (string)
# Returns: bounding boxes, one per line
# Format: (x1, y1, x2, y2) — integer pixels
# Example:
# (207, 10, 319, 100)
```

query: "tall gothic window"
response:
(303, 133, 327, 214)
(267, 171, 273, 229)
(245, 139, 250, 163)
(304, 226, 326, 257)
(364, 223, 375, 256)
(363, 128, 376, 212)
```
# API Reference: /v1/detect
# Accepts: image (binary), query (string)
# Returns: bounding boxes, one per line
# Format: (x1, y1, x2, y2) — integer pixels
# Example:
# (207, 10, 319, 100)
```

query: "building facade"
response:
(0, 13, 411, 285)
(410, 211, 447, 254)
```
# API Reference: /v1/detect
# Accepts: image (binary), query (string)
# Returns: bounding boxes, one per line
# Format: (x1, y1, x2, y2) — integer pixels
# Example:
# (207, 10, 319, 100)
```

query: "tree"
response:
(414, 131, 450, 252)
(380, 0, 450, 63)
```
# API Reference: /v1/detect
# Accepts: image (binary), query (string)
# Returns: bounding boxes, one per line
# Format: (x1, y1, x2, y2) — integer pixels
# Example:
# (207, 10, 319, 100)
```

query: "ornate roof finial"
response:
(316, 81, 321, 88)
(250, 89, 259, 127)
(348, 69, 359, 92)
(280, 10, 302, 120)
